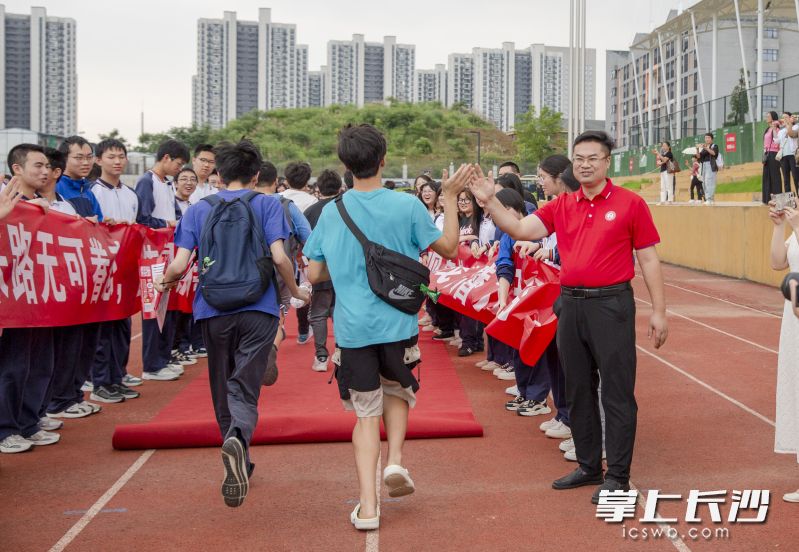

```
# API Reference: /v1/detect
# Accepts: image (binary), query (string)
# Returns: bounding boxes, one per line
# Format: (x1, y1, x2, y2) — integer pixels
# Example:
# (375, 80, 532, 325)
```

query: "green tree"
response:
(414, 137, 433, 155)
(98, 128, 129, 148)
(136, 124, 214, 153)
(726, 69, 750, 125)
(513, 106, 565, 165)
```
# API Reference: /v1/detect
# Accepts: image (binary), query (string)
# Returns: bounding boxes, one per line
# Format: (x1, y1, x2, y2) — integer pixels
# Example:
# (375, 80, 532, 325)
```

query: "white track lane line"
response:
(365, 453, 381, 552)
(49, 449, 156, 552)
(637, 345, 776, 427)
(628, 481, 692, 552)
(634, 296, 778, 355)
(131, 332, 142, 340)
(661, 281, 782, 319)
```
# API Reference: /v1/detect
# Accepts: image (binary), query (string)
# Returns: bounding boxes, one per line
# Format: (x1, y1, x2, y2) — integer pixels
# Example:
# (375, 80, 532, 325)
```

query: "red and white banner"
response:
(0, 203, 195, 328)
(428, 244, 561, 366)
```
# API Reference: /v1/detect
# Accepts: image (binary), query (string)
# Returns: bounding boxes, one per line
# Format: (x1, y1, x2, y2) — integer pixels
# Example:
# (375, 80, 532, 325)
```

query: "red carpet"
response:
(113, 320, 483, 450)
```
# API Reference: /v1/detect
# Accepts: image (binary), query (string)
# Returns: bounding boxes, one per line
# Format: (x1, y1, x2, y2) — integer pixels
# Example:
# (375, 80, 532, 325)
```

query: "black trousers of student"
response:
(47, 322, 101, 414)
(780, 154, 798, 194)
(174, 312, 203, 353)
(433, 303, 456, 333)
(459, 316, 484, 351)
(689, 176, 705, 201)
(91, 318, 131, 388)
(0, 328, 33, 441)
(296, 305, 310, 336)
(141, 313, 178, 373)
(21, 328, 55, 437)
(555, 286, 637, 484)
(202, 311, 279, 467)
(762, 152, 784, 203)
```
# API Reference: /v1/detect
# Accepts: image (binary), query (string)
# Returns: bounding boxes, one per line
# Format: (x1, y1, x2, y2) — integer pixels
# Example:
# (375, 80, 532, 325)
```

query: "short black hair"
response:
(284, 162, 312, 189)
(177, 167, 198, 180)
(257, 162, 278, 187)
(559, 166, 581, 192)
(662, 141, 671, 148)
(495, 188, 526, 217)
(783, 111, 793, 117)
(316, 169, 342, 196)
(95, 138, 127, 158)
(705, 132, 714, 140)
(87, 163, 102, 181)
(194, 143, 215, 156)
(8, 143, 45, 170)
(343, 170, 354, 189)
(496, 172, 524, 198)
(499, 161, 521, 174)
(156, 139, 190, 163)
(213, 140, 262, 185)
(57, 135, 91, 156)
(44, 147, 66, 173)
(539, 155, 571, 179)
(383, 180, 396, 190)
(573, 130, 615, 155)
(337, 124, 387, 179)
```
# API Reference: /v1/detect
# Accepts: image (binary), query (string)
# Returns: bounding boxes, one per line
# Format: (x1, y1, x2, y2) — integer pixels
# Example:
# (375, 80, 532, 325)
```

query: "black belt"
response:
(560, 282, 631, 299)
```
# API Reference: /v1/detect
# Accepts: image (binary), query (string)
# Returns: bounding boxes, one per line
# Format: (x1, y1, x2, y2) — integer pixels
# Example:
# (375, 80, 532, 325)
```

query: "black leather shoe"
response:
(552, 467, 604, 490)
(591, 478, 631, 504)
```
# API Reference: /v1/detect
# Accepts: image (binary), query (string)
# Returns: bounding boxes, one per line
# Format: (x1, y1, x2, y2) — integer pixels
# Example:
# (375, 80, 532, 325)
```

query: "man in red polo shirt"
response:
(471, 130, 668, 503)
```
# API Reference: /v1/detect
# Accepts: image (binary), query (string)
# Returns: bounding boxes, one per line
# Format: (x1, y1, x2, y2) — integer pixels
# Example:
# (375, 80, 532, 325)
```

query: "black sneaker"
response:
(89, 385, 126, 404)
(171, 351, 197, 366)
(262, 345, 278, 387)
(221, 436, 249, 507)
(432, 331, 455, 341)
(192, 347, 208, 358)
(458, 347, 475, 357)
(111, 383, 140, 399)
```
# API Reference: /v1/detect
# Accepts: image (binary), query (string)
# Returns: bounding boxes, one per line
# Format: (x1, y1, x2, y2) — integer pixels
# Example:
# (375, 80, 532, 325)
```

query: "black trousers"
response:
(555, 287, 637, 484)
(762, 152, 784, 203)
(141, 313, 178, 373)
(689, 176, 705, 201)
(780, 154, 798, 195)
(0, 328, 33, 440)
(91, 318, 131, 387)
(48, 323, 100, 413)
(202, 311, 279, 466)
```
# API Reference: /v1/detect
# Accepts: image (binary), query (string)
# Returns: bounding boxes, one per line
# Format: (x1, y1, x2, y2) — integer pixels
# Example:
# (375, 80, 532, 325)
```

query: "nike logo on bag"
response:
(388, 284, 415, 300)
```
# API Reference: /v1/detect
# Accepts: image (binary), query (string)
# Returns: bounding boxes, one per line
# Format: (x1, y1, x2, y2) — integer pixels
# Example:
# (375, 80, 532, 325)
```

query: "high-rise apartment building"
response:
(413, 64, 447, 103)
(308, 69, 326, 108)
(0, 5, 76, 136)
(447, 53, 474, 110)
(192, 8, 309, 129)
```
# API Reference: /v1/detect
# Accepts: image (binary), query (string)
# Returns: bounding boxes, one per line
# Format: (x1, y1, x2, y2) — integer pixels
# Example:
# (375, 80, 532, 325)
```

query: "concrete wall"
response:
(650, 203, 790, 287)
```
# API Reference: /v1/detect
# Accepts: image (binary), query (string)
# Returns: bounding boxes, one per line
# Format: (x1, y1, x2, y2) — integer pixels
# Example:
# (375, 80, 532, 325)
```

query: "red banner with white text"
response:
(0, 203, 195, 328)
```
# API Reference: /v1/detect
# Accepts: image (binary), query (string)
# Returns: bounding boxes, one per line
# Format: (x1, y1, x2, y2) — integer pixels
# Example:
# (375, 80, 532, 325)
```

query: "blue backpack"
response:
(199, 191, 275, 311)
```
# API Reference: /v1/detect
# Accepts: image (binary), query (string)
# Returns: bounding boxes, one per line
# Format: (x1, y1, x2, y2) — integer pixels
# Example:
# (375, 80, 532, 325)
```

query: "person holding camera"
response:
(697, 133, 720, 204)
(763, 111, 784, 204)
(777, 112, 799, 195)
(768, 197, 799, 503)
(653, 142, 675, 204)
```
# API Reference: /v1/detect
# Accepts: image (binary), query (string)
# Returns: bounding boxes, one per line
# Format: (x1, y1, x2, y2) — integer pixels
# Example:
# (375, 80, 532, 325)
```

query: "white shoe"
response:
(142, 368, 180, 381)
(383, 464, 416, 498)
(539, 417, 559, 432)
(783, 490, 799, 503)
(475, 359, 488, 368)
(492, 364, 508, 376)
(312, 357, 329, 372)
(505, 385, 519, 396)
(418, 315, 432, 326)
(404, 345, 421, 364)
(80, 401, 102, 414)
(39, 417, 63, 431)
(421, 325, 437, 332)
(47, 403, 92, 419)
(350, 503, 380, 531)
(121, 374, 143, 387)
(564, 448, 577, 462)
(497, 366, 516, 381)
(26, 430, 60, 446)
(448, 338, 462, 348)
(545, 420, 572, 439)
(0, 434, 33, 453)
(163, 363, 184, 376)
(81, 381, 93, 392)
(481, 361, 501, 372)
(559, 438, 575, 452)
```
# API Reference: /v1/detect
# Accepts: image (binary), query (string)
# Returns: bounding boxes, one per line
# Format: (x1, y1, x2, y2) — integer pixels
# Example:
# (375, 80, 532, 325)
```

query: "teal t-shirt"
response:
(303, 188, 442, 348)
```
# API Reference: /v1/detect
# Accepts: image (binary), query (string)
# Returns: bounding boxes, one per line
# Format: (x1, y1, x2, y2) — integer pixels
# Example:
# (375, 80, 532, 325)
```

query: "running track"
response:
(1, 263, 796, 551)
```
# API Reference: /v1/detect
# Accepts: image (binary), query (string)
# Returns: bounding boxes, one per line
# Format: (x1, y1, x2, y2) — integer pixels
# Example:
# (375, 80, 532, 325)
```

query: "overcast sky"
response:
(4, 0, 688, 143)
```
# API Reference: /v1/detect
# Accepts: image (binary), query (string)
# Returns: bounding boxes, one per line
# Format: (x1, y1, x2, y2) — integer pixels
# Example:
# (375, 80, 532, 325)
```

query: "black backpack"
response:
(335, 195, 430, 315)
(199, 191, 275, 311)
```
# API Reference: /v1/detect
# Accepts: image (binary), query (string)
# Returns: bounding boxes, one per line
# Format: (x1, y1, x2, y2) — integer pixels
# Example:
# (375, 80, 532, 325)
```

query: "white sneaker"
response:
(47, 403, 92, 419)
(81, 381, 93, 392)
(421, 325, 437, 332)
(496, 366, 516, 381)
(350, 503, 380, 531)
(80, 401, 102, 414)
(142, 368, 180, 381)
(539, 417, 559, 432)
(163, 363, 184, 376)
(382, 464, 415, 497)
(492, 364, 509, 376)
(448, 338, 462, 348)
(475, 359, 488, 368)
(404, 345, 421, 364)
(505, 385, 519, 396)
(26, 430, 60, 446)
(564, 448, 577, 462)
(418, 315, 432, 326)
(312, 357, 329, 372)
(0, 434, 33, 453)
(559, 438, 575, 452)
(39, 417, 63, 431)
(544, 420, 572, 439)
(121, 374, 143, 387)
(481, 361, 501, 372)
(783, 490, 799, 503)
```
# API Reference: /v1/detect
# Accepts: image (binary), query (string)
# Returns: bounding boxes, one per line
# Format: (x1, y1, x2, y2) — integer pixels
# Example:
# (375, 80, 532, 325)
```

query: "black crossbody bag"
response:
(335, 196, 430, 315)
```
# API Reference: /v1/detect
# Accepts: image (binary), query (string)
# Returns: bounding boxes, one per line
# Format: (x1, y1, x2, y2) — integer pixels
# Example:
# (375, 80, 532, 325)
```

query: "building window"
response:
(763, 49, 778, 61)
(764, 27, 778, 39)
(763, 95, 778, 109)
(762, 71, 778, 84)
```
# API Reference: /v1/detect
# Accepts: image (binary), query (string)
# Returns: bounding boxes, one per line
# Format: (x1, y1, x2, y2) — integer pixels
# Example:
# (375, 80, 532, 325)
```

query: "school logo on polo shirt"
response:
(605, 210, 617, 222)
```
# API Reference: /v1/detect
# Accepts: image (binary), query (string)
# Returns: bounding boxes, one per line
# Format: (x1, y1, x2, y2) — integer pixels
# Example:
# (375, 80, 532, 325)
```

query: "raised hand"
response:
(468, 165, 495, 204)
(441, 164, 472, 199)
(0, 177, 23, 219)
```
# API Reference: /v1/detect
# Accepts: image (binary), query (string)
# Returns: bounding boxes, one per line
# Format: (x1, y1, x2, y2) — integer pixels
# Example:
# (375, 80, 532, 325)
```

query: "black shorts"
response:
(336, 338, 420, 417)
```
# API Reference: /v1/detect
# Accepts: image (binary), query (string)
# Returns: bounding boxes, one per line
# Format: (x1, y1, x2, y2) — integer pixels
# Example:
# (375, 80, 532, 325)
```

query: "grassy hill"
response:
(140, 102, 518, 179)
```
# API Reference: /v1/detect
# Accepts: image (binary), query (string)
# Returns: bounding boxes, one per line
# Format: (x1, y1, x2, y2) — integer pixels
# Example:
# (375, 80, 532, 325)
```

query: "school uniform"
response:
(135, 171, 179, 374)
(174, 189, 289, 467)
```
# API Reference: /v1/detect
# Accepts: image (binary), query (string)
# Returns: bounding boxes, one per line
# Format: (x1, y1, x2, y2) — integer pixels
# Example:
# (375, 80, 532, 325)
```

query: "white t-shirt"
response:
(478, 215, 496, 246)
(778, 126, 799, 156)
(91, 179, 139, 223)
(189, 182, 218, 204)
(281, 188, 318, 213)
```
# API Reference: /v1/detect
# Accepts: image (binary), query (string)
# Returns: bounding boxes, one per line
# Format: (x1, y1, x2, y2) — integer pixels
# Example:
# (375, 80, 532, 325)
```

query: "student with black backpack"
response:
(156, 140, 310, 508)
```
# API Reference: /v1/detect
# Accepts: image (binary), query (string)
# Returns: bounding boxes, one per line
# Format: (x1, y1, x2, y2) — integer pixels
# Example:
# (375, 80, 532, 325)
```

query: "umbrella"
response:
(682, 147, 699, 155)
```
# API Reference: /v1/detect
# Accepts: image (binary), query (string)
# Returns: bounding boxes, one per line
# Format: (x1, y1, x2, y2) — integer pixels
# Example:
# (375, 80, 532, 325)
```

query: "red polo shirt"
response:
(534, 179, 660, 287)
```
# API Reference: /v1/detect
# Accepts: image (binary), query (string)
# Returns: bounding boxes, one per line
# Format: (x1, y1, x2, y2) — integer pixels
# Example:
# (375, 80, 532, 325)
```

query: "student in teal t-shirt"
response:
(305, 123, 472, 530)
